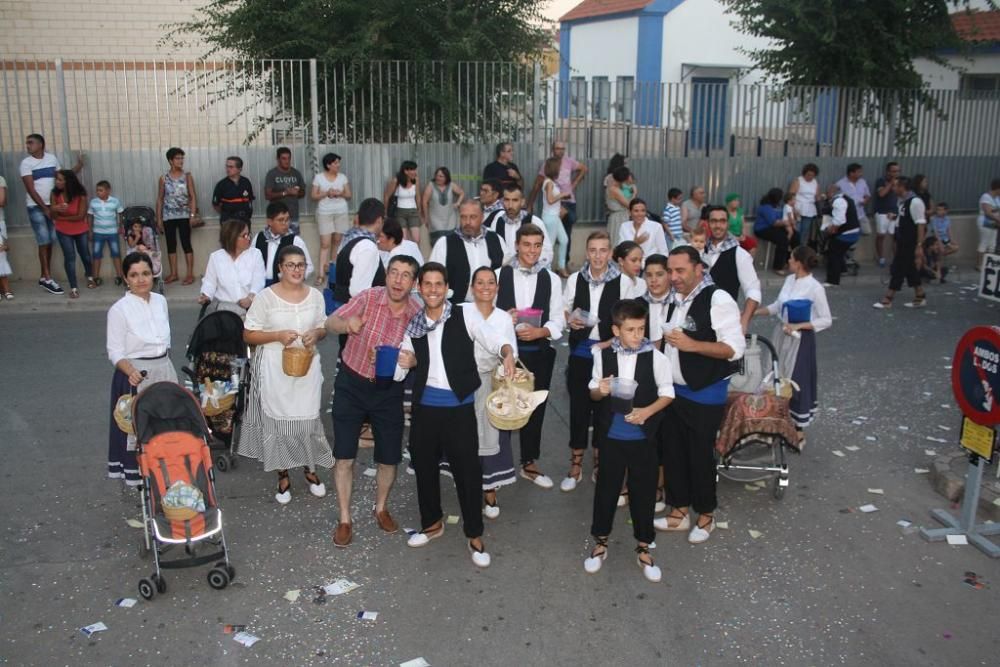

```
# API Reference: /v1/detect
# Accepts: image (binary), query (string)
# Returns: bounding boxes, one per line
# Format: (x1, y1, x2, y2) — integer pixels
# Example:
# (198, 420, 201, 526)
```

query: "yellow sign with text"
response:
(961, 417, 996, 460)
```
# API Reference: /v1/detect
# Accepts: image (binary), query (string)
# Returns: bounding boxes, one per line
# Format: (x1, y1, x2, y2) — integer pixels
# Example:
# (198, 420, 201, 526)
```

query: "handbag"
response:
(189, 211, 205, 228)
(387, 195, 398, 220)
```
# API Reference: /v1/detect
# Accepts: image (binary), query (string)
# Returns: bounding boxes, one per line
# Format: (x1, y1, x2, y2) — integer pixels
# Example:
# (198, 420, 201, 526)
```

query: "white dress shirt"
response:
(381, 239, 425, 268)
(488, 212, 553, 267)
(477, 307, 518, 373)
(429, 232, 507, 301)
(397, 304, 509, 390)
(253, 232, 314, 280)
(563, 269, 644, 341)
(340, 236, 381, 298)
(589, 346, 676, 398)
(703, 244, 762, 304)
(763, 274, 833, 332)
(643, 295, 670, 343)
(664, 287, 746, 386)
(495, 266, 565, 340)
(201, 248, 266, 302)
(617, 218, 669, 257)
(107, 292, 171, 365)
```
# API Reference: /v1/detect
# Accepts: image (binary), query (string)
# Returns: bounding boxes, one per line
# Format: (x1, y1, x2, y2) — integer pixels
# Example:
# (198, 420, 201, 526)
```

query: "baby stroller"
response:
(133, 381, 235, 599)
(183, 310, 248, 472)
(122, 206, 164, 293)
(715, 334, 801, 500)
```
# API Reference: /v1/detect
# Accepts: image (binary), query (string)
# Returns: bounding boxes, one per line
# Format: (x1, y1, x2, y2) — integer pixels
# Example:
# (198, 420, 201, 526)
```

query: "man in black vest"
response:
(332, 198, 387, 309)
(873, 176, 928, 309)
(494, 224, 565, 488)
(703, 205, 761, 333)
(824, 189, 861, 286)
(487, 185, 553, 267)
(253, 201, 314, 287)
(656, 246, 745, 545)
(428, 200, 506, 304)
(480, 179, 505, 228)
(396, 262, 515, 568)
(560, 230, 644, 492)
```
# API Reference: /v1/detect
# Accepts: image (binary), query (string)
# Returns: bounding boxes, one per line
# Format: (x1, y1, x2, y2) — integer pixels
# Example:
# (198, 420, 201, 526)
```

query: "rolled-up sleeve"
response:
(544, 272, 565, 341)
(107, 304, 127, 366)
(736, 248, 761, 303)
(393, 334, 415, 381)
(652, 349, 676, 398)
(588, 346, 604, 390)
(711, 291, 746, 361)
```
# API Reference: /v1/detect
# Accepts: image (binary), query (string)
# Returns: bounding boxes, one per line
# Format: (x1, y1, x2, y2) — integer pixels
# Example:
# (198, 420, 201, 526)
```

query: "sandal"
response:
(86, 277, 97, 289)
(654, 487, 667, 513)
(69, 288, 80, 299)
(654, 508, 690, 532)
(182, 275, 195, 285)
(304, 469, 327, 498)
(590, 451, 600, 483)
(94, 277, 104, 286)
(519, 462, 554, 489)
(583, 536, 608, 574)
(275, 470, 291, 504)
(164, 274, 179, 284)
(617, 488, 629, 508)
(872, 298, 892, 310)
(560, 451, 584, 492)
(636, 544, 662, 582)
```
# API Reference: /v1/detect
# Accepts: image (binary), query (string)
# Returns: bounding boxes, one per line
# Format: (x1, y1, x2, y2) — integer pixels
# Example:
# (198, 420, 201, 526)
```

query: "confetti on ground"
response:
(716, 521, 729, 530)
(283, 589, 300, 602)
(922, 391, 933, 396)
(115, 598, 137, 608)
(357, 611, 379, 621)
(859, 504, 879, 513)
(845, 445, 860, 452)
(865, 436, 878, 442)
(80, 622, 108, 637)
(446, 515, 459, 525)
(401, 659, 431, 667)
(940, 404, 950, 409)
(363, 468, 377, 478)
(233, 631, 261, 647)
(851, 420, 863, 426)
(744, 484, 760, 491)
(868, 488, 884, 495)
(827, 407, 838, 412)
(946, 534, 968, 546)
(897, 520, 912, 528)
(125, 519, 144, 529)
(323, 579, 361, 596)
(925, 449, 938, 457)
(937, 425, 951, 431)
(223, 624, 246, 634)
(926, 436, 947, 443)
(898, 425, 910, 431)
(914, 468, 930, 474)
(832, 450, 846, 457)
(748, 529, 763, 539)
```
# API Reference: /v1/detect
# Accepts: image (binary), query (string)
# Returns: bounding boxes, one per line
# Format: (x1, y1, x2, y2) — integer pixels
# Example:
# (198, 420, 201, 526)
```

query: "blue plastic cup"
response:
(374, 345, 400, 388)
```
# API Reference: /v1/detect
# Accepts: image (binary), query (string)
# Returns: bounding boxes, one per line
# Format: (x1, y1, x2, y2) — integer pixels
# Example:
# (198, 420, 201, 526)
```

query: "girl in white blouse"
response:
(198, 219, 266, 317)
(754, 245, 831, 443)
(106, 252, 178, 486)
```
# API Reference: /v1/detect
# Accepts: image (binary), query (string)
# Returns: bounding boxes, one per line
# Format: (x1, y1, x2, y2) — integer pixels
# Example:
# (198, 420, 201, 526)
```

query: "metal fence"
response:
(2, 58, 999, 228)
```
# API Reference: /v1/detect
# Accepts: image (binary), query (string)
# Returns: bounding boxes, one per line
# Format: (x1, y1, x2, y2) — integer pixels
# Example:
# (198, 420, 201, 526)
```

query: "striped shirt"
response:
(662, 202, 683, 240)
(333, 287, 421, 379)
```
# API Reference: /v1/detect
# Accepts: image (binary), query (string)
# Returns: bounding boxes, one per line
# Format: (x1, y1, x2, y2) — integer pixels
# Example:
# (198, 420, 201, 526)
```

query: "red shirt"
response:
(52, 194, 88, 235)
(334, 287, 421, 378)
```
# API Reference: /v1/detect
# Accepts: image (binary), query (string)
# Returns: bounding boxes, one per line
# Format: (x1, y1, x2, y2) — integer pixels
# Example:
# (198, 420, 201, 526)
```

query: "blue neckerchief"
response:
(405, 301, 453, 339)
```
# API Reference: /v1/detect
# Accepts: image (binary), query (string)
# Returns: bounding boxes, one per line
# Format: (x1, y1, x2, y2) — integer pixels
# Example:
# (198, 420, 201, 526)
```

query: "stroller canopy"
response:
(186, 310, 247, 361)
(133, 381, 212, 443)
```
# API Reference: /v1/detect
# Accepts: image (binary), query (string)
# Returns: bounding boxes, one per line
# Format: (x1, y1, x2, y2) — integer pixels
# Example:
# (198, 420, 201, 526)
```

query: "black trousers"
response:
(755, 226, 799, 270)
(591, 436, 658, 543)
(825, 237, 853, 285)
(888, 242, 921, 291)
(662, 396, 725, 515)
(409, 403, 483, 538)
(517, 345, 555, 464)
(163, 218, 193, 254)
(566, 354, 601, 450)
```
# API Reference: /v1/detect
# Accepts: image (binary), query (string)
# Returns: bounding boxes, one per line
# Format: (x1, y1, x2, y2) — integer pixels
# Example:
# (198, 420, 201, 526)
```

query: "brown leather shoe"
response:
(373, 507, 399, 533)
(333, 521, 352, 548)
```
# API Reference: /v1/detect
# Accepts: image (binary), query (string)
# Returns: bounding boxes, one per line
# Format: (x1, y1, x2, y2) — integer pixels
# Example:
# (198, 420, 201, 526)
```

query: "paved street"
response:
(1, 271, 998, 666)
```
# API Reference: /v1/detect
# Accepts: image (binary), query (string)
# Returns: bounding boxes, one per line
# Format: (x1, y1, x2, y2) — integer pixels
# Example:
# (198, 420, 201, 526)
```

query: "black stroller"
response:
(182, 310, 249, 471)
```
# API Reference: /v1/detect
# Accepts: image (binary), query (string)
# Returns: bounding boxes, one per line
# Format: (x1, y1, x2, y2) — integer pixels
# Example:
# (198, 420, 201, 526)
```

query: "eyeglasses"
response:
(282, 262, 307, 270)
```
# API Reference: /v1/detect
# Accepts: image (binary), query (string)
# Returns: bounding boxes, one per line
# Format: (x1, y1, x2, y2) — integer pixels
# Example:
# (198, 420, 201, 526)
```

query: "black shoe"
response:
(39, 278, 64, 295)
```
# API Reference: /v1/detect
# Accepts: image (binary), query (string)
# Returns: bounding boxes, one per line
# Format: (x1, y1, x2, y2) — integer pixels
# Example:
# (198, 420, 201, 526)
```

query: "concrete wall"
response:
(568, 16, 639, 81)
(915, 52, 1000, 89)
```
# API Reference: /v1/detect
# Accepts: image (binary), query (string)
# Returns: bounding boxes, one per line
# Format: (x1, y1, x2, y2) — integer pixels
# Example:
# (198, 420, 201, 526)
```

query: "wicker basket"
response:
(162, 504, 200, 522)
(282, 346, 314, 377)
(114, 394, 135, 434)
(201, 379, 237, 417)
(487, 382, 533, 431)
(491, 358, 534, 393)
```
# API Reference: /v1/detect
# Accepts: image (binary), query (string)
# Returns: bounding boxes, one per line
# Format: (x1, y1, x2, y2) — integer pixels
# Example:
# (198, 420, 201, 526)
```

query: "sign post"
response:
(920, 326, 1000, 558)
(978, 254, 1000, 303)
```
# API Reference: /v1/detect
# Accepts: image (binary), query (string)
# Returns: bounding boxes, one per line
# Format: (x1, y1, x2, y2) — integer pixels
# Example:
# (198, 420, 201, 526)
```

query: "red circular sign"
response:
(952, 326, 1000, 426)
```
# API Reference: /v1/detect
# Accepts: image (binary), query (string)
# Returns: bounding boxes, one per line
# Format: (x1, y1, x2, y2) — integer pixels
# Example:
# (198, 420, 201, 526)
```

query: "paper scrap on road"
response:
(446, 515, 459, 525)
(357, 611, 379, 621)
(125, 519, 144, 529)
(925, 449, 938, 457)
(233, 631, 260, 647)
(363, 468, 377, 478)
(898, 425, 910, 431)
(744, 484, 760, 491)
(940, 404, 950, 409)
(914, 468, 930, 474)
(868, 488, 884, 495)
(401, 659, 431, 667)
(937, 425, 951, 431)
(115, 598, 137, 608)
(748, 529, 763, 539)
(926, 436, 947, 443)
(922, 391, 933, 396)
(716, 521, 729, 530)
(851, 420, 863, 426)
(832, 450, 846, 457)
(845, 446, 860, 452)
(223, 624, 246, 634)
(946, 534, 968, 546)
(80, 622, 108, 637)
(283, 589, 300, 602)
(859, 504, 878, 513)
(865, 436, 878, 442)
(897, 520, 912, 528)
(323, 579, 361, 596)
(754, 480, 767, 488)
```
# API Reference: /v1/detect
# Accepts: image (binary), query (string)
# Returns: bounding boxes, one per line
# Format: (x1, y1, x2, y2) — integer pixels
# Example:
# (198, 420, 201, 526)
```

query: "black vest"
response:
(255, 233, 295, 283)
(490, 211, 524, 240)
(568, 274, 621, 348)
(333, 235, 386, 304)
(666, 286, 733, 390)
(484, 208, 503, 230)
(410, 307, 480, 404)
(495, 266, 551, 350)
(834, 194, 860, 237)
(598, 348, 665, 442)
(895, 195, 918, 247)
(708, 247, 739, 300)
(445, 232, 505, 304)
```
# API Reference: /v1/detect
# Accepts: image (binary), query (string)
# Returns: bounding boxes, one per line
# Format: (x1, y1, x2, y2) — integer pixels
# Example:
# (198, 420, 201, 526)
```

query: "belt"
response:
(342, 363, 375, 384)
(136, 351, 169, 360)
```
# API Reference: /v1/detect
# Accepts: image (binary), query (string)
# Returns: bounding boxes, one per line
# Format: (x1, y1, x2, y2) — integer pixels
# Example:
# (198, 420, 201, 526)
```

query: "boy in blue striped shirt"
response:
(662, 188, 683, 249)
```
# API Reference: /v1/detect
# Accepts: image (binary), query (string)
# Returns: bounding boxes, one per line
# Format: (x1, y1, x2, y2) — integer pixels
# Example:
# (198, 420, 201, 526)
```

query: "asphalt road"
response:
(1, 273, 998, 666)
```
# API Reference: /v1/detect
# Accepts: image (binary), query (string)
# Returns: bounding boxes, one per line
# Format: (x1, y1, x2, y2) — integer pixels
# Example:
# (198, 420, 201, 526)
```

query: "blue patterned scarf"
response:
(405, 301, 453, 339)
(510, 257, 544, 275)
(668, 274, 715, 306)
(580, 261, 621, 285)
(611, 337, 654, 355)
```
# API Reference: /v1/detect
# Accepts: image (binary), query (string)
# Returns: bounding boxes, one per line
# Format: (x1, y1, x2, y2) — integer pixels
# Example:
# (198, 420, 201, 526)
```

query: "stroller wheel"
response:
(772, 475, 786, 500)
(216, 561, 237, 581)
(215, 454, 229, 472)
(153, 573, 167, 594)
(138, 577, 156, 600)
(207, 566, 231, 590)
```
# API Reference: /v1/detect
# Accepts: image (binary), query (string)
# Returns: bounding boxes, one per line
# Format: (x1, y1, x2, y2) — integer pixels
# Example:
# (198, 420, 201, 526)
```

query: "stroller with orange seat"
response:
(133, 381, 235, 599)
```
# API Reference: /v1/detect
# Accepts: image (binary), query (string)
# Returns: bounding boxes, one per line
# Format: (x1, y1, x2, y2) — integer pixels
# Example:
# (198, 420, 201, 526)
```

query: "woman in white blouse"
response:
(198, 219, 266, 317)
(617, 199, 668, 258)
(754, 245, 832, 444)
(106, 252, 178, 487)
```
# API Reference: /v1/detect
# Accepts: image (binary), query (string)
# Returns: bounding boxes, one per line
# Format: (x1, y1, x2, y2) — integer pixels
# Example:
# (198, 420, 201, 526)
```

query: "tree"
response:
(166, 0, 550, 144)
(721, 0, 998, 151)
